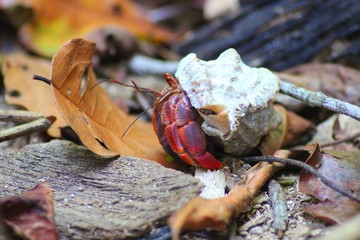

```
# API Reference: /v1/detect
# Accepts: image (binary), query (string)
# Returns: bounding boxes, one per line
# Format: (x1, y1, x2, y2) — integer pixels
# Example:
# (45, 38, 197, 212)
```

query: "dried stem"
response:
(0, 118, 51, 142)
(320, 132, 360, 147)
(279, 80, 360, 120)
(0, 110, 44, 123)
(240, 156, 360, 203)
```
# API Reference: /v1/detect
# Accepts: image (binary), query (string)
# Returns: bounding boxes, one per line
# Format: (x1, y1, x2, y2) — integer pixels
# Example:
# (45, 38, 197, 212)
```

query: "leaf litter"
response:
(0, 2, 360, 238)
(299, 145, 360, 224)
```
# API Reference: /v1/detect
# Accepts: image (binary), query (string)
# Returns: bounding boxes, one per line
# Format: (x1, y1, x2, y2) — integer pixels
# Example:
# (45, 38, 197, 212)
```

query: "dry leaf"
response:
(282, 108, 314, 145)
(18, 0, 175, 57)
(168, 150, 288, 239)
(0, 183, 58, 240)
(298, 145, 360, 223)
(309, 114, 360, 151)
(2, 53, 67, 137)
(48, 38, 173, 167)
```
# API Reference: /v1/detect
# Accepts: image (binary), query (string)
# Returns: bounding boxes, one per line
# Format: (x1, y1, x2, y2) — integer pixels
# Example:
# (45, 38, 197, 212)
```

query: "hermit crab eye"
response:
(164, 73, 179, 88)
(198, 109, 216, 115)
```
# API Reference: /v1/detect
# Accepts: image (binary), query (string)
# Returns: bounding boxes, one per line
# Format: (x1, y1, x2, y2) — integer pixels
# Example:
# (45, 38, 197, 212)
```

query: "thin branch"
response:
(0, 118, 51, 142)
(0, 110, 44, 123)
(279, 80, 360, 121)
(320, 132, 360, 147)
(240, 156, 360, 203)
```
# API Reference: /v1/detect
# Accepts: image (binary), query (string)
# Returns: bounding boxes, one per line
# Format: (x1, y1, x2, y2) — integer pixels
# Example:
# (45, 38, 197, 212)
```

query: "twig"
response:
(128, 54, 178, 75)
(240, 156, 360, 203)
(268, 180, 288, 238)
(0, 118, 51, 142)
(320, 132, 360, 147)
(0, 110, 44, 123)
(279, 80, 360, 121)
(290, 132, 360, 151)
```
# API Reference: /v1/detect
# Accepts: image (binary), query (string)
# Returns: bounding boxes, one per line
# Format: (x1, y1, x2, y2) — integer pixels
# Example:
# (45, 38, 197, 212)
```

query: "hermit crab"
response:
(152, 73, 223, 170)
(152, 49, 281, 170)
(117, 48, 281, 170)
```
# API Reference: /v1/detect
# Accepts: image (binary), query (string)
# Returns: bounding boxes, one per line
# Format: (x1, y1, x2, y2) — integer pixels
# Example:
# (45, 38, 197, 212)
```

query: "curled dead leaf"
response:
(168, 150, 288, 239)
(0, 183, 58, 240)
(48, 38, 172, 167)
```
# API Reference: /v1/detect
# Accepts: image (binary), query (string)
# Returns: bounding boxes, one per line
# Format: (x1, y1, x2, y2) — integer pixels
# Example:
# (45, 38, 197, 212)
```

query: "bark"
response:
(0, 140, 202, 240)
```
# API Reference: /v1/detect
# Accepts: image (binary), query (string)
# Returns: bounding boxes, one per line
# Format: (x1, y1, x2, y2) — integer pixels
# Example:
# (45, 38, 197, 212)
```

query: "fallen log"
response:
(0, 140, 202, 239)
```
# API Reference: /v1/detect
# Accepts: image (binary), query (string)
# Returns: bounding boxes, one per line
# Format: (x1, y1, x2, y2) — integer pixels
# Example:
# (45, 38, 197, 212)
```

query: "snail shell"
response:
(175, 48, 281, 155)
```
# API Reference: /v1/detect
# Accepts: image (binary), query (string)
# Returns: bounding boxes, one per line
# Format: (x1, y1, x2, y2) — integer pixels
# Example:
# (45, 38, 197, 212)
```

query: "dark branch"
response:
(240, 156, 360, 203)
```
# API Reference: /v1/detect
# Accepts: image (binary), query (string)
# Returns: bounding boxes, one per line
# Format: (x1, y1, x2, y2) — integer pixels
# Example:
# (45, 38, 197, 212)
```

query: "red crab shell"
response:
(152, 73, 223, 170)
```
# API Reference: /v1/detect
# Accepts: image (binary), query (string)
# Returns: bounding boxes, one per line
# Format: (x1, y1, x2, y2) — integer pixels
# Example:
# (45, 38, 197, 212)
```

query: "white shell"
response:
(175, 48, 281, 155)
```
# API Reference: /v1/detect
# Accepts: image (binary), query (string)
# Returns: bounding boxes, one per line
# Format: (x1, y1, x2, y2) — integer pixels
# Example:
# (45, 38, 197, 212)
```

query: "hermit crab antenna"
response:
(110, 79, 162, 98)
(120, 103, 154, 139)
(89, 79, 111, 91)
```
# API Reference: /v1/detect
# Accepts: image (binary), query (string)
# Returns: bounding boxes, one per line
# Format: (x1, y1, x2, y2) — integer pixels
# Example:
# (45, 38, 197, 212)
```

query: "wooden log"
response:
(0, 140, 202, 239)
(175, 0, 360, 71)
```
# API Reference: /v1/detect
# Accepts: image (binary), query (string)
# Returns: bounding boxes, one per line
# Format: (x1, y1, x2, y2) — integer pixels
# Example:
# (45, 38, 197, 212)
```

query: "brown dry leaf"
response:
(48, 38, 172, 167)
(168, 150, 288, 239)
(298, 145, 360, 223)
(1, 53, 67, 137)
(282, 108, 314, 145)
(276, 63, 360, 107)
(0, 183, 58, 240)
(18, 0, 175, 57)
